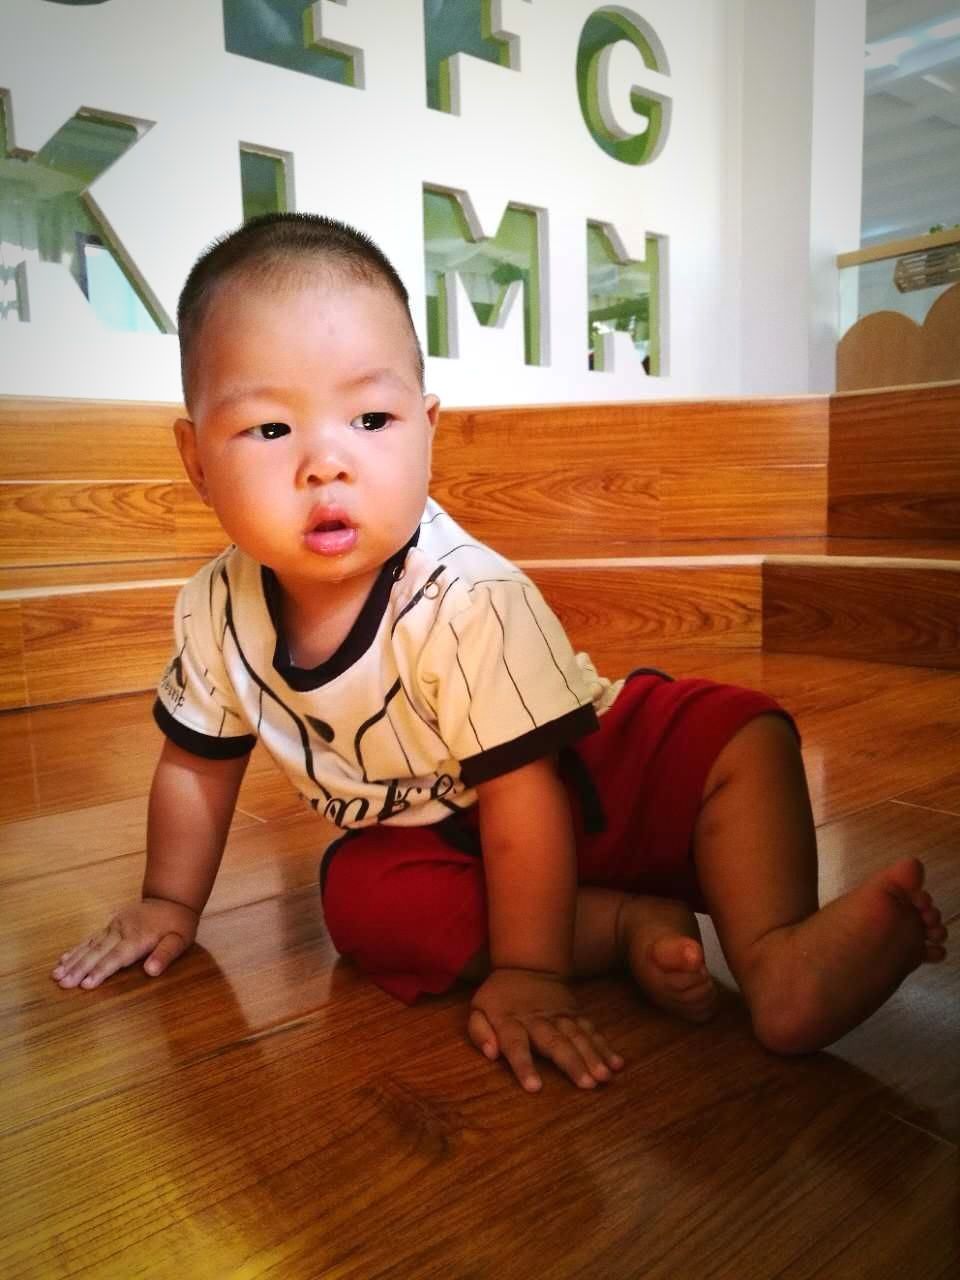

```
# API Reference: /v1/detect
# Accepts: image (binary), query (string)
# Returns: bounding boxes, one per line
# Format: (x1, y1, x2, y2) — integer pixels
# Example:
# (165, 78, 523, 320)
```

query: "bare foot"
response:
(617, 897, 719, 1023)
(744, 857, 948, 1055)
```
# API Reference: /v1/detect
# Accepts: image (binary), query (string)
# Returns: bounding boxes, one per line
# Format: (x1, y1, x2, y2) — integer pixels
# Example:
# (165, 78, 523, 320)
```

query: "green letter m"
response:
(424, 186, 546, 366)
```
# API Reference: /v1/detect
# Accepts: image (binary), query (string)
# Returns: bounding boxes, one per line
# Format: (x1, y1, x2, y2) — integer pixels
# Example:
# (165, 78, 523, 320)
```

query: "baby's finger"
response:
(143, 932, 188, 977)
(52, 931, 108, 978)
(466, 1008, 500, 1061)
(53, 933, 115, 987)
(571, 1017, 625, 1076)
(76, 937, 144, 989)
(554, 1017, 611, 1083)
(498, 1024, 543, 1093)
(528, 1018, 596, 1090)
(51, 944, 88, 980)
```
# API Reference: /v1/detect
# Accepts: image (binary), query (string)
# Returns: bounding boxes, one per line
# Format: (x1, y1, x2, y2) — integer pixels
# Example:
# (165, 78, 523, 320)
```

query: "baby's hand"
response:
(468, 967, 624, 1093)
(51, 897, 199, 990)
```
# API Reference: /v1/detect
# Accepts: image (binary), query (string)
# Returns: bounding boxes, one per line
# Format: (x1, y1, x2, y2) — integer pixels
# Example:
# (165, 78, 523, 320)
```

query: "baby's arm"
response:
(52, 737, 250, 990)
(468, 757, 622, 1091)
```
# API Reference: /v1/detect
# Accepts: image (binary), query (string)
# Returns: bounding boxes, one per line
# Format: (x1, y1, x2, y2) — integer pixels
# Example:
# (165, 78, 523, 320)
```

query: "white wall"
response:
(733, 0, 866, 396)
(0, 0, 865, 405)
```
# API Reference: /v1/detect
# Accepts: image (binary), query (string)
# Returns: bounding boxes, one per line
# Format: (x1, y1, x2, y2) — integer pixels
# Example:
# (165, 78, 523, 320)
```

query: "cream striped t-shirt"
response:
(154, 499, 622, 831)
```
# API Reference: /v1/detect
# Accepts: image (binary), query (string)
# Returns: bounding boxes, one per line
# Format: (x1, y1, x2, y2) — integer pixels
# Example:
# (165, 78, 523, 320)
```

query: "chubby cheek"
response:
(202, 471, 270, 543)
(393, 446, 432, 504)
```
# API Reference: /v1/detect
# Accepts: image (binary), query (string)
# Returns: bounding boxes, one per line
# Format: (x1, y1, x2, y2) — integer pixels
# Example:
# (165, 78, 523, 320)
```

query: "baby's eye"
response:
(351, 412, 392, 432)
(246, 422, 291, 440)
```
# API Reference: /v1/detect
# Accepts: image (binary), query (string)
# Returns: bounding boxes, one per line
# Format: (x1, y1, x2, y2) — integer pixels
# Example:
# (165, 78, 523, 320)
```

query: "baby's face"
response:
(176, 275, 437, 601)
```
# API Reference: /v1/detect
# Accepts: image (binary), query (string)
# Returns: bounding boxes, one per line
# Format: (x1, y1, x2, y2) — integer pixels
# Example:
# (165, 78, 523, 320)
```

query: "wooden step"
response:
(763, 556, 960, 669)
(4, 544, 959, 712)
(1, 576, 183, 711)
(0, 554, 765, 711)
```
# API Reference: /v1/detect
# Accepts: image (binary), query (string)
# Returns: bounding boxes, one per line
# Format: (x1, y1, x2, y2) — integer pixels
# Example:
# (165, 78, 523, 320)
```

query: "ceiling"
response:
(862, 1, 960, 243)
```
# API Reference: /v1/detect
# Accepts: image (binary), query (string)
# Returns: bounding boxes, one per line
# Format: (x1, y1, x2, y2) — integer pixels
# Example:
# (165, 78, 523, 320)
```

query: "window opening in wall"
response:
(424, 187, 543, 364)
(0, 98, 163, 332)
(577, 7, 669, 165)
(856, 2, 960, 331)
(424, 0, 514, 111)
(223, 0, 358, 85)
(587, 221, 661, 373)
(240, 147, 292, 221)
(74, 233, 158, 333)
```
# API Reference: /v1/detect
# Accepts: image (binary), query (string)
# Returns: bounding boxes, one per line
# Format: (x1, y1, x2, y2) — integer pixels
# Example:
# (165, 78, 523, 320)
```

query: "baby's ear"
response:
(424, 394, 440, 438)
(173, 417, 209, 504)
(423, 395, 440, 481)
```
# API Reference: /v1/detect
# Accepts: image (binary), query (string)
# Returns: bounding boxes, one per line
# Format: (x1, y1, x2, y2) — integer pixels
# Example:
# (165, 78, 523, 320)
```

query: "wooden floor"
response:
(1, 650, 958, 1279)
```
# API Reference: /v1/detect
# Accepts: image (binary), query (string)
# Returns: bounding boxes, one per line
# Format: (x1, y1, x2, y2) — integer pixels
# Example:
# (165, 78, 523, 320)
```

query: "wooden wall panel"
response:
(0, 602, 27, 711)
(763, 563, 960, 669)
(0, 483, 226, 567)
(660, 467, 827, 539)
(0, 399, 182, 481)
(3, 395, 828, 483)
(438, 396, 828, 467)
(526, 563, 763, 677)
(0, 483, 175, 565)
(830, 382, 960, 465)
(828, 459, 960, 538)
(829, 382, 960, 538)
(0, 559, 207, 591)
(429, 464, 660, 555)
(21, 585, 179, 706)
(171, 487, 231, 559)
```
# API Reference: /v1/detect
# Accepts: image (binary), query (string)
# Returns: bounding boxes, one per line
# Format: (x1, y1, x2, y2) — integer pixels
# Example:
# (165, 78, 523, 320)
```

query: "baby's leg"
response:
(693, 714, 947, 1054)
(570, 889, 719, 1023)
(461, 890, 719, 1022)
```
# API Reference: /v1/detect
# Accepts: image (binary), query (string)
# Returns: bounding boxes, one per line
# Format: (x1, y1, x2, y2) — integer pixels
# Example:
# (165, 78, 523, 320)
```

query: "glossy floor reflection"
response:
(1, 652, 957, 1279)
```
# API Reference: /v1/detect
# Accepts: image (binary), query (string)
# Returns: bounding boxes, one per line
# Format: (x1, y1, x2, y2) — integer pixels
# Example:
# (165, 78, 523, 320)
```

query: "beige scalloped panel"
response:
(837, 281, 960, 391)
(923, 283, 960, 384)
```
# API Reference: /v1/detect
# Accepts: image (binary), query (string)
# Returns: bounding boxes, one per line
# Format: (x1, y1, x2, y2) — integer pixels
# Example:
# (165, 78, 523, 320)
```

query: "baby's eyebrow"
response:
(338, 367, 411, 392)
(207, 384, 282, 413)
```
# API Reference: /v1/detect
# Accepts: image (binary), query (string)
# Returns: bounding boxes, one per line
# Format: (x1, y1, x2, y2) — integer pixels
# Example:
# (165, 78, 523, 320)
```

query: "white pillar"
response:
(732, 0, 866, 395)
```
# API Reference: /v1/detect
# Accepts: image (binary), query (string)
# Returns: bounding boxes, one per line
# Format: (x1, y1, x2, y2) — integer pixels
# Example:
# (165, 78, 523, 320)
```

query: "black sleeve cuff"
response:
(153, 699, 257, 760)
(459, 702, 599, 787)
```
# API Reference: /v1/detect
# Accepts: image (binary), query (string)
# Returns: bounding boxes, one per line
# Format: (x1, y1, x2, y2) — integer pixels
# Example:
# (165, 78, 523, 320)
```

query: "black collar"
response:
(260, 527, 419, 691)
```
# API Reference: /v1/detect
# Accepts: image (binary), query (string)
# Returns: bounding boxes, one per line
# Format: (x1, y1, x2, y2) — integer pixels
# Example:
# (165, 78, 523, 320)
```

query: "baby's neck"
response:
(277, 569, 380, 669)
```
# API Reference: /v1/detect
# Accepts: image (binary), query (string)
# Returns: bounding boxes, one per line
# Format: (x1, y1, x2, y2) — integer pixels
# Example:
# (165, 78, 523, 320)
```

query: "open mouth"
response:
(304, 513, 358, 556)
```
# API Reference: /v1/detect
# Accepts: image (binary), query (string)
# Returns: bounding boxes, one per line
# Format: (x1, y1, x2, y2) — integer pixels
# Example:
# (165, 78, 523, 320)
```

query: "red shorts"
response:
(321, 672, 795, 1004)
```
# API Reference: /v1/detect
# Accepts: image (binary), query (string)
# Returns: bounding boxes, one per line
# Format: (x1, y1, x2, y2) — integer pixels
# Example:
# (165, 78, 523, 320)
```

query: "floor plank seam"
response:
(883, 1110, 959, 1153)
(232, 805, 269, 824)
(889, 798, 960, 821)
(0, 848, 146, 889)
(812, 795, 907, 829)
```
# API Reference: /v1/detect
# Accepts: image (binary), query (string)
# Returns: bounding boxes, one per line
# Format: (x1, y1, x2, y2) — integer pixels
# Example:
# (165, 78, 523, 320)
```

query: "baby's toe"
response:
(661, 968, 708, 993)
(676, 975, 719, 1020)
(649, 934, 704, 975)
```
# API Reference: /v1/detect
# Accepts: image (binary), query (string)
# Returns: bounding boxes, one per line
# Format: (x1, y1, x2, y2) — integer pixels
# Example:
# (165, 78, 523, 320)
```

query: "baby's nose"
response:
(297, 432, 353, 485)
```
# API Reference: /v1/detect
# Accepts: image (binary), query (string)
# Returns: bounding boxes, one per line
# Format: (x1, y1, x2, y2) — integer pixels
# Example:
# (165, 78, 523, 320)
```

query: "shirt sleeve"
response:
(418, 576, 599, 786)
(153, 558, 257, 760)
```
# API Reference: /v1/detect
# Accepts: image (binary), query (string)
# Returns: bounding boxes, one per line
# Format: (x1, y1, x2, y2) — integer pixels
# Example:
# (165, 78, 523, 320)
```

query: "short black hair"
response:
(177, 212, 425, 405)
